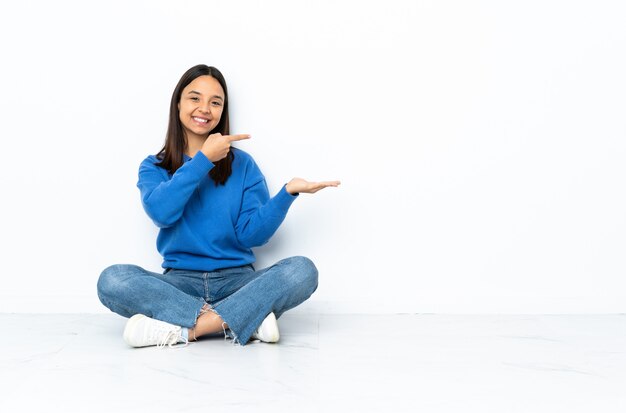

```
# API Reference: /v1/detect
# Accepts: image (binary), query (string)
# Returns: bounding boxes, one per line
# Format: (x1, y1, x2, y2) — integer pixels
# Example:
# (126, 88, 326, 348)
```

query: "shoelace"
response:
(156, 330, 188, 349)
(150, 325, 189, 349)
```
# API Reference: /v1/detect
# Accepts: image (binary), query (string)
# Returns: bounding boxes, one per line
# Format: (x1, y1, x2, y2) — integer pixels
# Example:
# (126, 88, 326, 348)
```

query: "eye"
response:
(212, 101, 222, 107)
(189, 96, 200, 101)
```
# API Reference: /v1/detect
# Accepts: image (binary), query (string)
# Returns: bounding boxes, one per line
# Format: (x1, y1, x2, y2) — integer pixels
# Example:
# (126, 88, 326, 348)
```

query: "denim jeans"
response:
(97, 256, 318, 345)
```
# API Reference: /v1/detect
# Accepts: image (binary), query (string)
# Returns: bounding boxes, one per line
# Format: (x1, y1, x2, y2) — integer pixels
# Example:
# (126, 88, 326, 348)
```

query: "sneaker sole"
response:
(123, 314, 147, 347)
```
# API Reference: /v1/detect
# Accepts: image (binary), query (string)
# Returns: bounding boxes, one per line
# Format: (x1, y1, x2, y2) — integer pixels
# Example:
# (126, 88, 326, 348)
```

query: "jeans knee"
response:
(97, 264, 137, 301)
(288, 256, 319, 292)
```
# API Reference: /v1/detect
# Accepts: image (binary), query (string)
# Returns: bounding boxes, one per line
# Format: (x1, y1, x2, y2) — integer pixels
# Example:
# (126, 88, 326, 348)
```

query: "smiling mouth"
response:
(192, 116, 210, 125)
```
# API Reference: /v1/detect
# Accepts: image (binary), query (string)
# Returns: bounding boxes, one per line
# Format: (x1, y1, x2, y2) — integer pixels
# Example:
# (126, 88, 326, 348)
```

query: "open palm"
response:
(286, 178, 341, 194)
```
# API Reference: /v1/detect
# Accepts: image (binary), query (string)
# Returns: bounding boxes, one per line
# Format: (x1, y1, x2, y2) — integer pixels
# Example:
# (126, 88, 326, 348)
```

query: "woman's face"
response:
(178, 75, 225, 141)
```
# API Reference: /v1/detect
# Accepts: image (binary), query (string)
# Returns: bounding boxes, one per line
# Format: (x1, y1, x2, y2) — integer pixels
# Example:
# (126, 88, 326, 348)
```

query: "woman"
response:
(97, 64, 339, 348)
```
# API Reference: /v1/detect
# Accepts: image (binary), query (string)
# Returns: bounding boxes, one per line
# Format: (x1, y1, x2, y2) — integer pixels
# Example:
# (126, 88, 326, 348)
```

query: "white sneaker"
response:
(123, 314, 188, 348)
(251, 312, 280, 343)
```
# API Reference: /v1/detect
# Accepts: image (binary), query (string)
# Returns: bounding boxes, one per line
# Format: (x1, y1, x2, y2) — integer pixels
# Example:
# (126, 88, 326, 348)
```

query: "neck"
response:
(185, 134, 206, 157)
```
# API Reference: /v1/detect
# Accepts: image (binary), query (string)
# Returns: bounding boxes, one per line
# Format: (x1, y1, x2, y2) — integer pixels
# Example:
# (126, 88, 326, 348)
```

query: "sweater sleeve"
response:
(137, 152, 214, 228)
(235, 169, 298, 248)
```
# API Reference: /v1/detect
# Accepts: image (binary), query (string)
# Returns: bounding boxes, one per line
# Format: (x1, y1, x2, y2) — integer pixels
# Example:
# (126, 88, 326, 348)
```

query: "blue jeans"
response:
(97, 256, 318, 345)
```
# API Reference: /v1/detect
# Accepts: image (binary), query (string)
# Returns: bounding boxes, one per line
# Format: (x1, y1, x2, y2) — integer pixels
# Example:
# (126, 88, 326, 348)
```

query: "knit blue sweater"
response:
(137, 148, 297, 271)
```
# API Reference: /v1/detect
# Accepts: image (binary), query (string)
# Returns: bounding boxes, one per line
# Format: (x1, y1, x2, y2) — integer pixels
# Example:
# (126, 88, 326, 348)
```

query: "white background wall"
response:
(0, 0, 624, 313)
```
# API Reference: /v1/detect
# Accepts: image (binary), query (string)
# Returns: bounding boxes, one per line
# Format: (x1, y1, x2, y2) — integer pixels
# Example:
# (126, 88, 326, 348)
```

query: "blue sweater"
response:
(137, 148, 297, 271)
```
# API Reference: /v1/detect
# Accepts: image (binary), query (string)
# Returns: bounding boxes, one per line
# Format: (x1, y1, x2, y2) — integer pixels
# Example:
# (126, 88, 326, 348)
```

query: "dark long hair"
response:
(156, 65, 233, 185)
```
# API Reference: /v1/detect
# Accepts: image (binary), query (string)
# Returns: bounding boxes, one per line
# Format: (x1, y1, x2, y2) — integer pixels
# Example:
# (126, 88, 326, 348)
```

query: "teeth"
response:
(193, 117, 208, 123)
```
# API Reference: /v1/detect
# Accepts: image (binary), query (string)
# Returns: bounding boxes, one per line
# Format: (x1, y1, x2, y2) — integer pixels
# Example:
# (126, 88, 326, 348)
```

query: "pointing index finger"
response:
(226, 134, 251, 142)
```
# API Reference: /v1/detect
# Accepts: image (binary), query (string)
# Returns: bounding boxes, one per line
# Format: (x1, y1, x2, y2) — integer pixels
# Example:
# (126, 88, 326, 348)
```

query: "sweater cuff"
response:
(275, 184, 298, 209)
(188, 151, 215, 177)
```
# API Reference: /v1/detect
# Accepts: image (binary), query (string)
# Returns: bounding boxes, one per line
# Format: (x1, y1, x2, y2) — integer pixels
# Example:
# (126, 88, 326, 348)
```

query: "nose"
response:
(198, 101, 212, 114)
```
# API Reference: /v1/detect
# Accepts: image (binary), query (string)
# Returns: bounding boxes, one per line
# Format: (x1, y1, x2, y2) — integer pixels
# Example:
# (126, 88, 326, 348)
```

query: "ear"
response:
(177, 102, 180, 111)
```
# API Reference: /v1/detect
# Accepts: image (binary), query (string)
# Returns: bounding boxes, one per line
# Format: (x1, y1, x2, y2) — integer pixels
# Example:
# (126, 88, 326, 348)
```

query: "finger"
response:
(225, 134, 251, 142)
(319, 181, 341, 187)
(308, 183, 334, 192)
(311, 182, 339, 192)
(301, 181, 338, 191)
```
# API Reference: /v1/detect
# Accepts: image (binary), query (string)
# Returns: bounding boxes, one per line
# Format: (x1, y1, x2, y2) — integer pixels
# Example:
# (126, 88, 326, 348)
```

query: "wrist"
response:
(201, 150, 216, 163)
(285, 183, 298, 196)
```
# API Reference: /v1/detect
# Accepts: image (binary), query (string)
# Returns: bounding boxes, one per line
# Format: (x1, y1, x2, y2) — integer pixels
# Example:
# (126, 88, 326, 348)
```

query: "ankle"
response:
(199, 303, 211, 316)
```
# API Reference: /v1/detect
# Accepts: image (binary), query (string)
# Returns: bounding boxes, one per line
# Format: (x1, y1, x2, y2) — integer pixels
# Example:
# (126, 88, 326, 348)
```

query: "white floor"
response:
(1, 313, 625, 412)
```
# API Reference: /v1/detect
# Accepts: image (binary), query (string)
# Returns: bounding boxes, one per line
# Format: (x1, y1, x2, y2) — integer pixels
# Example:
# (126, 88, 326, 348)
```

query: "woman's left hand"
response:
(285, 178, 341, 195)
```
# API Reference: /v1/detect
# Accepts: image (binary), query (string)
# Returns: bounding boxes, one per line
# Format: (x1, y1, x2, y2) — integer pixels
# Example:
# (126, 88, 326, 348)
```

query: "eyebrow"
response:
(188, 90, 224, 100)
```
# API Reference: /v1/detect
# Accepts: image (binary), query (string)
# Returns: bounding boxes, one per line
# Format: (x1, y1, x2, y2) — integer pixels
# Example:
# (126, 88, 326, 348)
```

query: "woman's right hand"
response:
(201, 133, 251, 162)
